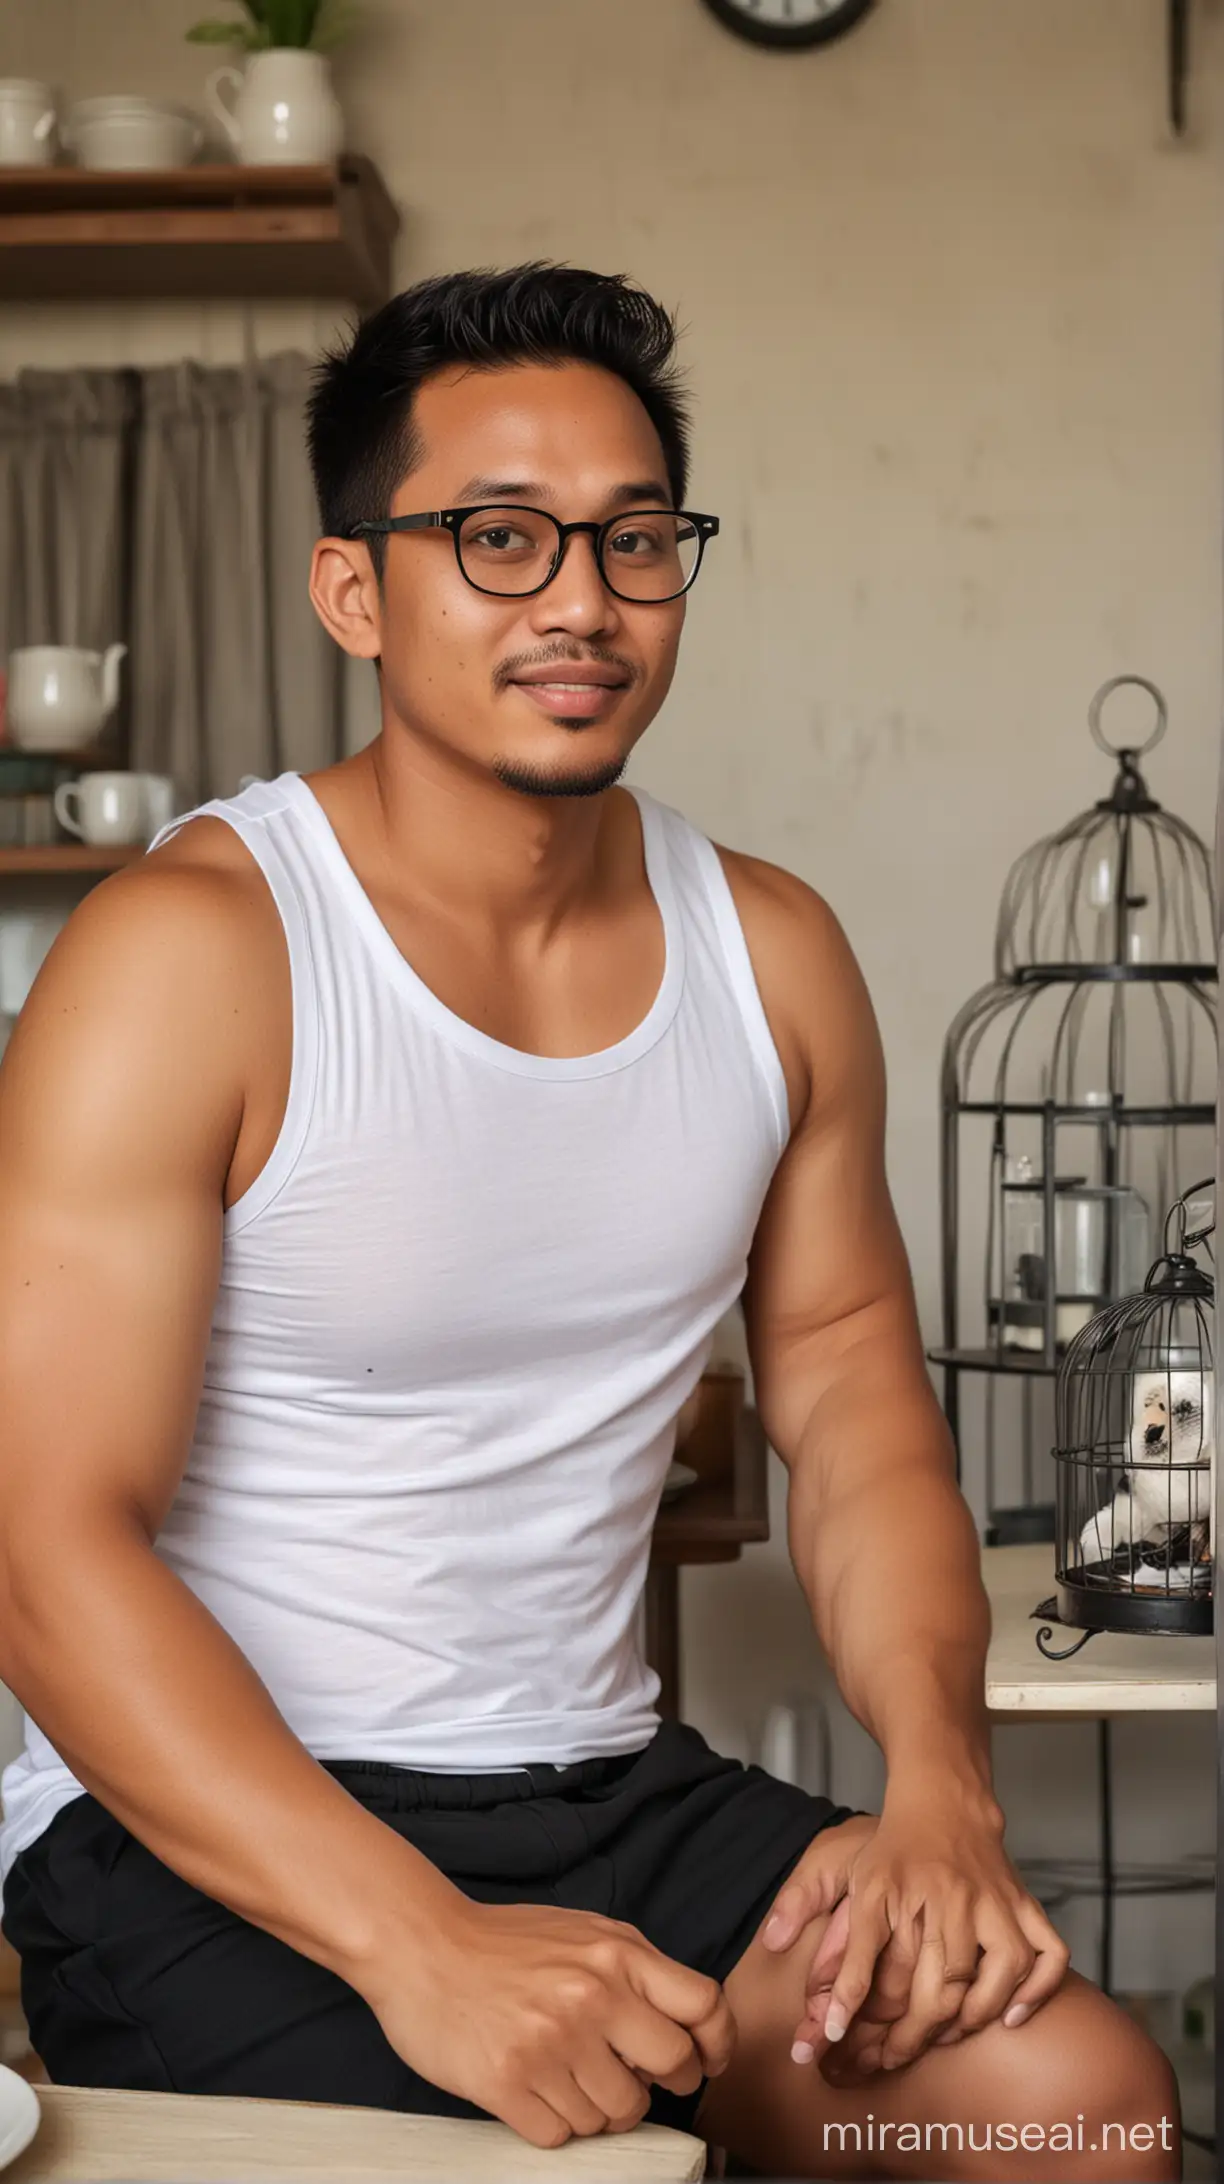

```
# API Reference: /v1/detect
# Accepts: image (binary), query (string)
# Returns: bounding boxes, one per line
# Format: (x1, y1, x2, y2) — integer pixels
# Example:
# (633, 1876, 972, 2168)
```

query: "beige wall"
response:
(3, 0, 1221, 1986)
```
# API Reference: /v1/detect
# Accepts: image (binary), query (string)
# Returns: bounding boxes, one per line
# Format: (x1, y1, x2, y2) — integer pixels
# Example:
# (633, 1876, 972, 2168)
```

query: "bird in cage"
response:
(1077, 1369, 1214, 1588)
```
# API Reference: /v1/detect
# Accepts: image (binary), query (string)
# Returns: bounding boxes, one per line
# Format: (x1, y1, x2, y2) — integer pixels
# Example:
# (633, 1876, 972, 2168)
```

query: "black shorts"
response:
(1, 1720, 859, 2134)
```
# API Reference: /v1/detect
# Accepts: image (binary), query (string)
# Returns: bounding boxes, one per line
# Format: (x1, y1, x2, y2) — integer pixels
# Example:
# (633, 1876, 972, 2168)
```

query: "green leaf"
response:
(312, 0, 358, 48)
(261, 0, 318, 44)
(185, 17, 258, 40)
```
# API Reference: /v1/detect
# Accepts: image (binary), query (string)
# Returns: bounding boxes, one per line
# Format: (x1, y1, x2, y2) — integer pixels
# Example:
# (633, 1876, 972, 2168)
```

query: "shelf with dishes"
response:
(0, 155, 400, 308)
(0, 645, 175, 858)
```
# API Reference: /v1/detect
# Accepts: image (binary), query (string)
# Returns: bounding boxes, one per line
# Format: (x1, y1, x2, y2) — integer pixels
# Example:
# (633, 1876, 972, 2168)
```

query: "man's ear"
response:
(309, 536, 383, 660)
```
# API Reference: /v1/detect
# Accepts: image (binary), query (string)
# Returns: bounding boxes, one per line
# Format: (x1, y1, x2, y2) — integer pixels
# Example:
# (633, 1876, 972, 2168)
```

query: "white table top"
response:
(983, 1543, 1216, 1715)
(4, 2084, 706, 2183)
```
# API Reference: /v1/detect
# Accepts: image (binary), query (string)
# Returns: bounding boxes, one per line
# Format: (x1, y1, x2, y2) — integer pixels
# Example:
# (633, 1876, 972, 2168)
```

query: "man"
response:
(0, 266, 1177, 2179)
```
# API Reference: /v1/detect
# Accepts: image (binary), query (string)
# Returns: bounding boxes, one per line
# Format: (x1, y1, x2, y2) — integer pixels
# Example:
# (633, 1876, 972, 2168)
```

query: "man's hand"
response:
(358, 1897, 736, 2148)
(761, 1790, 1069, 2082)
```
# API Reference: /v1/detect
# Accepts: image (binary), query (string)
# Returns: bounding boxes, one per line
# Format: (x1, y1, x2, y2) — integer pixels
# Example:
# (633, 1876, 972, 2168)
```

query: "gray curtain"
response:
(130, 353, 345, 805)
(0, 367, 136, 662)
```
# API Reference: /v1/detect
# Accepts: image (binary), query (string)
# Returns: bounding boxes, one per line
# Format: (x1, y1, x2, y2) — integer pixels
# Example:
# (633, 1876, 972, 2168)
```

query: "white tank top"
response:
(0, 773, 789, 1878)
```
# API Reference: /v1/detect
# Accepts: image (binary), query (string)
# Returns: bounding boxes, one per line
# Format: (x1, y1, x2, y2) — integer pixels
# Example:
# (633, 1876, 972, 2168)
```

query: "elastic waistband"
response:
(321, 1748, 646, 1811)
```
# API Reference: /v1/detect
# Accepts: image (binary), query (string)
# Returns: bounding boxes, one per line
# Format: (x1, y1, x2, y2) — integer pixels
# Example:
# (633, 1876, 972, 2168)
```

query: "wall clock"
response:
(700, 0, 877, 50)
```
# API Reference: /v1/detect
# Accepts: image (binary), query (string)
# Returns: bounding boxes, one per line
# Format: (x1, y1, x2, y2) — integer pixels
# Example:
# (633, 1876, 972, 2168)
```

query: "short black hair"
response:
(306, 262, 691, 568)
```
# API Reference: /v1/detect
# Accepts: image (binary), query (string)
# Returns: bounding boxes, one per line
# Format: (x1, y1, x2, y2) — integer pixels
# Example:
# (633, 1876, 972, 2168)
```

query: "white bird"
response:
(1077, 1369, 1213, 1575)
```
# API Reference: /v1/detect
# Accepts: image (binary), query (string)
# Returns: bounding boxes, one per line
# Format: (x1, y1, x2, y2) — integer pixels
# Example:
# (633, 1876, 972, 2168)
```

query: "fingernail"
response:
(791, 2040, 815, 2065)
(762, 1915, 785, 1947)
(1003, 2004, 1028, 2029)
(824, 2004, 847, 2041)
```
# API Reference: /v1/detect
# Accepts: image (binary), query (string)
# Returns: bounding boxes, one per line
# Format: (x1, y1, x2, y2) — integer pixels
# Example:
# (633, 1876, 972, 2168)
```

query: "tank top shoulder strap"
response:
(146, 774, 322, 1234)
(632, 787, 790, 1156)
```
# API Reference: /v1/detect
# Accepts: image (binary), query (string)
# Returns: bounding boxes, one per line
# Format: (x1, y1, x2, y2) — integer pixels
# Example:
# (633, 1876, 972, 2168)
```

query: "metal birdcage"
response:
(1036, 1182, 1214, 1656)
(931, 677, 1218, 1544)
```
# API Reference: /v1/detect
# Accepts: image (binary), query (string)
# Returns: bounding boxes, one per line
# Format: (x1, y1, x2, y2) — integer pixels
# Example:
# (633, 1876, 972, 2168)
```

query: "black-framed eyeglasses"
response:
(347, 504, 720, 603)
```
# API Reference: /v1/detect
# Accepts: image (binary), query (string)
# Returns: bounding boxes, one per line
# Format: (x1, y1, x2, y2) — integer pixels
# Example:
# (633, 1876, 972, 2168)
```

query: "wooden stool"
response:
(4, 2083, 706, 2181)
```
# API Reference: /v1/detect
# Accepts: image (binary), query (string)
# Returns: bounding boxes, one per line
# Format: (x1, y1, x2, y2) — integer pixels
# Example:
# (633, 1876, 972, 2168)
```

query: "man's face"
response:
(324, 360, 688, 798)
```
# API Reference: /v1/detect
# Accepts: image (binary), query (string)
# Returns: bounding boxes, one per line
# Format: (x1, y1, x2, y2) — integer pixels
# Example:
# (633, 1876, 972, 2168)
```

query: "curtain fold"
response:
(0, 353, 346, 806)
(0, 368, 137, 663)
(130, 353, 344, 806)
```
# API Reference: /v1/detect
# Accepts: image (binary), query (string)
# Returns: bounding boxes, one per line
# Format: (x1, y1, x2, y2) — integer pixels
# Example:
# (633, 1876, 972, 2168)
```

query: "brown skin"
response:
(0, 360, 1177, 2175)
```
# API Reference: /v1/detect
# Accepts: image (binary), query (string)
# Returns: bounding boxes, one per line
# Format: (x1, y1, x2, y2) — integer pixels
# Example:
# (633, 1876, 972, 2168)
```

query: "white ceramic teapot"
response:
(6, 644, 127, 750)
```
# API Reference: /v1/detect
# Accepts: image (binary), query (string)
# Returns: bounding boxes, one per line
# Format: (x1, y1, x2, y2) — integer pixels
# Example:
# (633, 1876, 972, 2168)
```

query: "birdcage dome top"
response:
(995, 677, 1216, 981)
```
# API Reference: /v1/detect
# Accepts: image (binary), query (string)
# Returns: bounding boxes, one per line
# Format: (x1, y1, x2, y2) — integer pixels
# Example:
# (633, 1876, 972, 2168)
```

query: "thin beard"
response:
(492, 753, 628, 800)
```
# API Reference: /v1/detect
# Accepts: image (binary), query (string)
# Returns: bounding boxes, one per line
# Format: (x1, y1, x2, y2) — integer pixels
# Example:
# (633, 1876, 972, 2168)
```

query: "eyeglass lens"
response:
(457, 508, 701, 600)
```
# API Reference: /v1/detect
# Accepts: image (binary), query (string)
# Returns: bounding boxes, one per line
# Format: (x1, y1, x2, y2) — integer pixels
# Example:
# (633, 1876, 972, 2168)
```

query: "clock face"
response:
(700, 0, 877, 48)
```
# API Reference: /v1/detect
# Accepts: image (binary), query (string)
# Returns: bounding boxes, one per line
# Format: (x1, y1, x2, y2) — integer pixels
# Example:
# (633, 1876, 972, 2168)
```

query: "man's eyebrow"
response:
(452, 478, 675, 508)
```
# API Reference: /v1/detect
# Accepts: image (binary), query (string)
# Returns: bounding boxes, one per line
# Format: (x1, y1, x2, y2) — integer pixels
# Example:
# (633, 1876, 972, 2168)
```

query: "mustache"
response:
(492, 642, 641, 692)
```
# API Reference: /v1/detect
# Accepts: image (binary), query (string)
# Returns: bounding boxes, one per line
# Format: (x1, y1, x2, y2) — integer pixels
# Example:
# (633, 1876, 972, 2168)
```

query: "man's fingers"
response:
(497, 2088, 575, 2150)
(635, 1955, 735, 2078)
(821, 1889, 893, 2043)
(535, 2069, 610, 2141)
(876, 1927, 971, 2070)
(976, 1900, 1069, 2032)
(761, 1876, 815, 1953)
(609, 2001, 703, 2097)
(572, 2046, 652, 2134)
(762, 1817, 872, 1953)
(846, 1928, 916, 2028)
(802, 1891, 851, 2002)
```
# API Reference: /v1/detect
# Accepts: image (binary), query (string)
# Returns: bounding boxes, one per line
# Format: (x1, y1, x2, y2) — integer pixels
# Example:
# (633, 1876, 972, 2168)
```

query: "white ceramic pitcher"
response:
(206, 50, 342, 165)
(6, 644, 127, 750)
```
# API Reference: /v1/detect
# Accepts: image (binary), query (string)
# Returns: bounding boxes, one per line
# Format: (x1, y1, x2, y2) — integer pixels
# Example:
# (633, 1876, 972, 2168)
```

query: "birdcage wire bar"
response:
(1047, 1188, 1214, 1641)
(931, 678, 1217, 1542)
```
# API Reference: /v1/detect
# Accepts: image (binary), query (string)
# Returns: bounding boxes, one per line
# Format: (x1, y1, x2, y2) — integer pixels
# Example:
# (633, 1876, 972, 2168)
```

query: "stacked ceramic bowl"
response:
(62, 94, 203, 170)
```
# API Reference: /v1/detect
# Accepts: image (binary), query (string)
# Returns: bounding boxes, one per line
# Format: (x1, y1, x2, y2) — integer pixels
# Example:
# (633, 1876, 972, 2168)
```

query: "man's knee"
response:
(988, 1977, 1179, 2176)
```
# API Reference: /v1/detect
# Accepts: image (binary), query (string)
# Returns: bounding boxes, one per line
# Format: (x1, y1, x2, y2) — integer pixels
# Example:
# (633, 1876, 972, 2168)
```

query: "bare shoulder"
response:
(0, 816, 285, 1188)
(714, 843, 850, 962)
(712, 842, 884, 1132)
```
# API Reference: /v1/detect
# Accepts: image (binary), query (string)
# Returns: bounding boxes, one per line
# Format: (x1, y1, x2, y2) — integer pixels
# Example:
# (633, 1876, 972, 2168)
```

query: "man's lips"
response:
(506, 664, 632, 721)
(508, 665, 630, 688)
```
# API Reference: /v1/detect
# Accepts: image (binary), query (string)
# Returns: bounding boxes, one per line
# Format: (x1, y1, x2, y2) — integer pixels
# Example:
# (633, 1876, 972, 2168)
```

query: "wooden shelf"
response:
(0, 845, 144, 874)
(0, 744, 125, 771)
(0, 157, 400, 307)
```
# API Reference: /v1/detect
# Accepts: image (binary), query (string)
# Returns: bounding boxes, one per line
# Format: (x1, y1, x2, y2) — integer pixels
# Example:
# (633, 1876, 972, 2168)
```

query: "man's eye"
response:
(474, 526, 533, 552)
(609, 527, 661, 557)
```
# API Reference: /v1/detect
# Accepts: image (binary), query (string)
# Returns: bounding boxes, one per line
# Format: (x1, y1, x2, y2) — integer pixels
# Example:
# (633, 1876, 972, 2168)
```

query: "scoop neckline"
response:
(283, 772, 686, 1081)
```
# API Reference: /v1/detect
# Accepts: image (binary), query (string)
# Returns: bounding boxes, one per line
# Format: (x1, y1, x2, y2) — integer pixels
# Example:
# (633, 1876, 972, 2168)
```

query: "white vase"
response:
(206, 48, 343, 166)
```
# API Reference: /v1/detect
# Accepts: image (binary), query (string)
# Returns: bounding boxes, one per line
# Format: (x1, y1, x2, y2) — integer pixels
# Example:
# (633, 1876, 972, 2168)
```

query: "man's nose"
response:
(532, 532, 619, 638)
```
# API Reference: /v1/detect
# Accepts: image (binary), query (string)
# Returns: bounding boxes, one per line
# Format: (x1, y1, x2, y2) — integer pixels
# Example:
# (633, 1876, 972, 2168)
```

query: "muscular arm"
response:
(0, 857, 732, 2142)
(729, 855, 1066, 2069)
(736, 863, 992, 1805)
(0, 864, 459, 1979)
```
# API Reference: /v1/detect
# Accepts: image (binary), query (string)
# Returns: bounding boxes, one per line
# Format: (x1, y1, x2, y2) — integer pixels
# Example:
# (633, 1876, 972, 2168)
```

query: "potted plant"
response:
(190, 0, 356, 165)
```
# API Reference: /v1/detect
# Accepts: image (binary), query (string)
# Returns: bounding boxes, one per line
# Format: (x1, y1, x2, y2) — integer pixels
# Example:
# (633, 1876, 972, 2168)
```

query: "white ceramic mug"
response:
(0, 80, 57, 167)
(132, 772, 178, 842)
(54, 772, 146, 846)
(207, 50, 343, 165)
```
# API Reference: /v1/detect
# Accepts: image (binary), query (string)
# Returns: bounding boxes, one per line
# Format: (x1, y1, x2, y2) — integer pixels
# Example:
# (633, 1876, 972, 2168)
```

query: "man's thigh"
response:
(1, 1794, 479, 2116)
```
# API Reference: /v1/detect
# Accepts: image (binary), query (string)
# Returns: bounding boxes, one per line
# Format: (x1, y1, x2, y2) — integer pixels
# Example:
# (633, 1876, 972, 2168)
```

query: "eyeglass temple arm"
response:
(349, 513, 444, 539)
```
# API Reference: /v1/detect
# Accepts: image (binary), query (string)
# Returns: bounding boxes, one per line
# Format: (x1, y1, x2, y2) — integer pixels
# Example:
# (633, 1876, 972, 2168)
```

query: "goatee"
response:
(492, 753, 628, 800)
